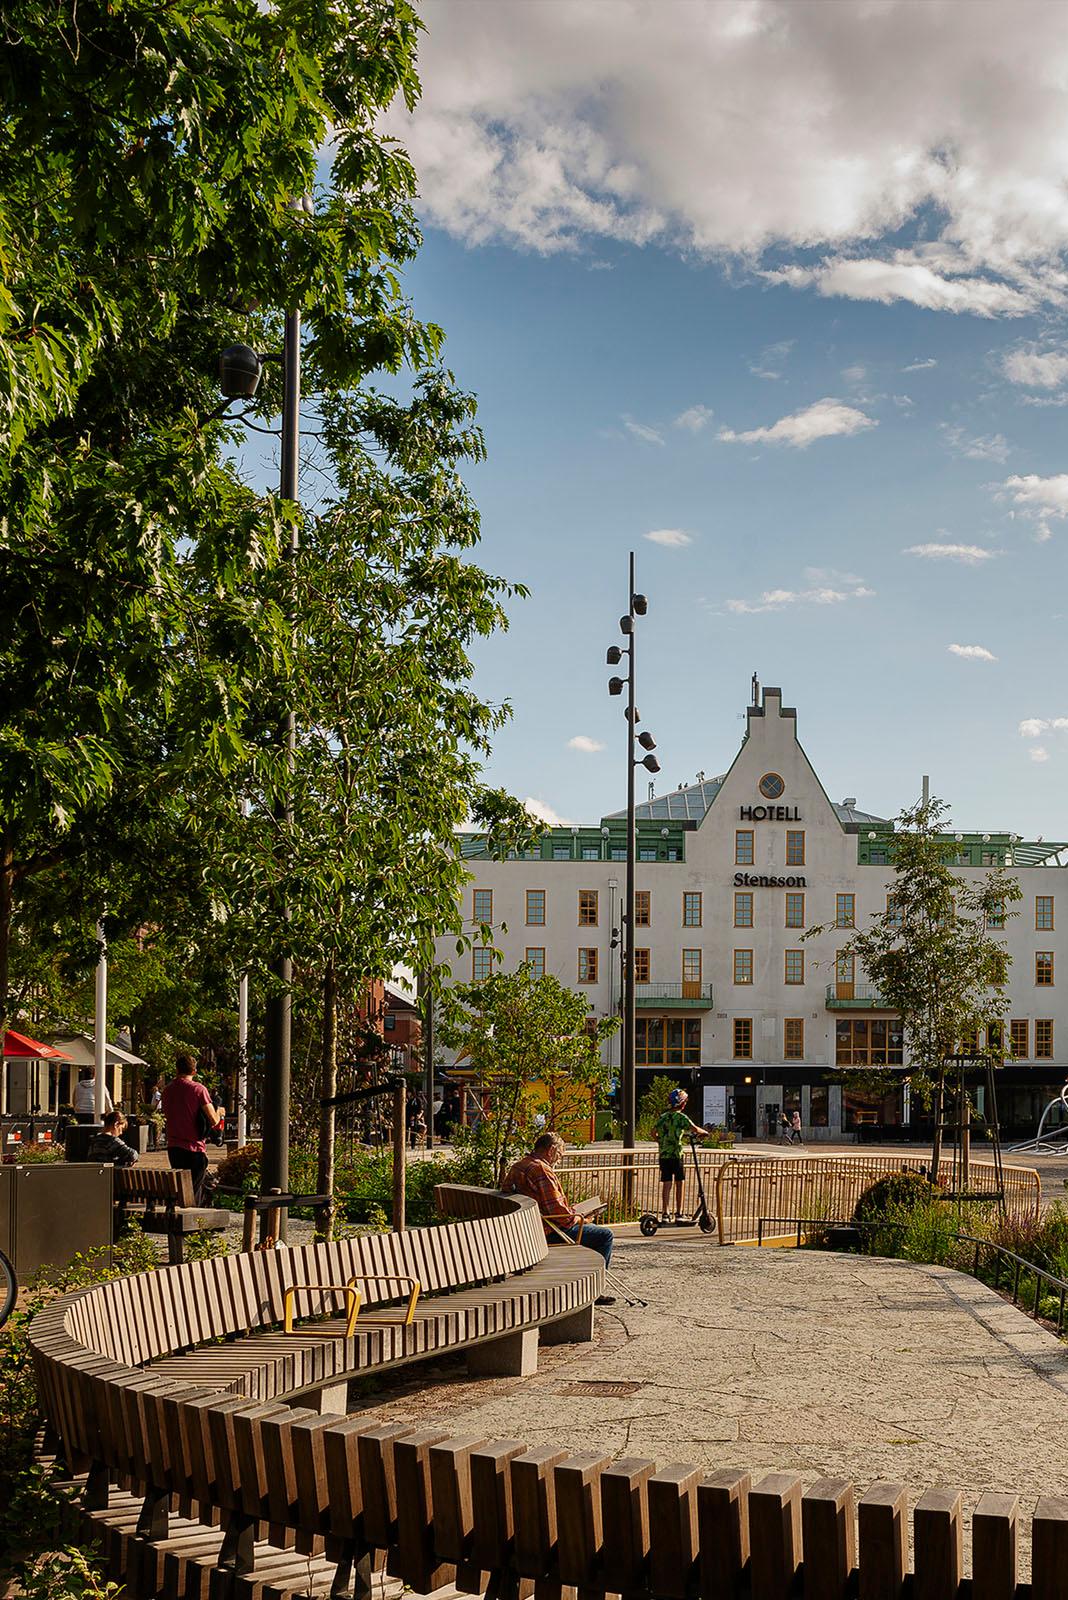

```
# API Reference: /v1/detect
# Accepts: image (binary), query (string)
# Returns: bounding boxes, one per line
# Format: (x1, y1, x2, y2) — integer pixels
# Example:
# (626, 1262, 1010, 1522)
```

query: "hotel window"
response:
(526, 889, 546, 926)
(735, 892, 754, 928)
(736, 829, 754, 865)
(785, 892, 805, 929)
(635, 890, 651, 926)
(578, 947, 598, 984)
(581, 846, 599, 860)
(639, 848, 657, 862)
(683, 891, 703, 927)
(1037, 1019, 1054, 1059)
(733, 1018, 753, 1059)
(960, 1027, 979, 1056)
(786, 830, 805, 867)
(578, 889, 598, 926)
(835, 950, 855, 996)
(835, 1017, 904, 1067)
(473, 889, 493, 924)
(1036, 952, 1054, 987)
(525, 947, 545, 977)
(636, 1017, 701, 1066)
(784, 1018, 804, 1060)
(1037, 896, 1055, 931)
(472, 948, 493, 981)
(553, 844, 570, 860)
(733, 949, 753, 985)
(988, 899, 1005, 929)
(683, 948, 703, 988)
(784, 949, 804, 985)
(634, 948, 651, 984)
(987, 1021, 1004, 1057)
(611, 848, 626, 861)
(835, 893, 855, 928)
(886, 895, 903, 928)
(1010, 1019, 1029, 1058)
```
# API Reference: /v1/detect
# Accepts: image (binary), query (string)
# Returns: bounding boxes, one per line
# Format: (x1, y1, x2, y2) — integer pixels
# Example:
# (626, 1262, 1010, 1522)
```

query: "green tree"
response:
(813, 796, 1021, 1167)
(439, 964, 619, 1184)
(0, 0, 446, 1042)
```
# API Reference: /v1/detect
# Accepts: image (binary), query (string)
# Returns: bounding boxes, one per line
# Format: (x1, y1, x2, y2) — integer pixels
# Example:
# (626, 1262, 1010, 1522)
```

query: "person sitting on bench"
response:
(87, 1110, 139, 1168)
(502, 1132, 615, 1282)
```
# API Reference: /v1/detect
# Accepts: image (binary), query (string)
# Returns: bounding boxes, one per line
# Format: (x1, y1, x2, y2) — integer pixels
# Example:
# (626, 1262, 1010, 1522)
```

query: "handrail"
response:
(958, 1231, 1068, 1334)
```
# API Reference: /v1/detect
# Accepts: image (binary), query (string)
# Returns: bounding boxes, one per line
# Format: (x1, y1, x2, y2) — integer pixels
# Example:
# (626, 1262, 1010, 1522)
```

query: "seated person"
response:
(502, 1132, 615, 1300)
(87, 1109, 138, 1168)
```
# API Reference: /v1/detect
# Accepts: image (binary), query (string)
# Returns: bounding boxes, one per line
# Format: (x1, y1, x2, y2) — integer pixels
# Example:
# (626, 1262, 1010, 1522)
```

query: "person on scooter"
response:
(655, 1088, 716, 1224)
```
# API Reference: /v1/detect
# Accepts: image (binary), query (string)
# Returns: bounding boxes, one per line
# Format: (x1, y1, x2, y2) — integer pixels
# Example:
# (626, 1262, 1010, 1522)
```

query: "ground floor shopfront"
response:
(635, 1061, 1068, 1144)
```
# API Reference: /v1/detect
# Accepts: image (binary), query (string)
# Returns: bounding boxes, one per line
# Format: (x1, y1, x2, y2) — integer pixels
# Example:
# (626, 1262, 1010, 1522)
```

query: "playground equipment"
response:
(1008, 1082, 1068, 1156)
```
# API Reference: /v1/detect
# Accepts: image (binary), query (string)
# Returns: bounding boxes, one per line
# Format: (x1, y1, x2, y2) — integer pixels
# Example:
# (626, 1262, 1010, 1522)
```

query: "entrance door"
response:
(733, 1084, 756, 1137)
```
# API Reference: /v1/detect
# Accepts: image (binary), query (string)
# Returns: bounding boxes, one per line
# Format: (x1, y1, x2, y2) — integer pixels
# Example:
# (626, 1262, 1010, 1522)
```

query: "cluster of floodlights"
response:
(606, 592, 660, 775)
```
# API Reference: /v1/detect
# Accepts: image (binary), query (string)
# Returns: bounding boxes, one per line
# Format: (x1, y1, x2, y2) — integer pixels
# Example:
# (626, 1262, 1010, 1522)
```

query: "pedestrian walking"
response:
(73, 1067, 113, 1123)
(161, 1054, 222, 1204)
(789, 1109, 804, 1145)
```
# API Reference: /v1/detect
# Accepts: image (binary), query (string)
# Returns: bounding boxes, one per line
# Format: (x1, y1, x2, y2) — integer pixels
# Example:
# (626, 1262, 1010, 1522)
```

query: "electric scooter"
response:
(639, 1133, 716, 1236)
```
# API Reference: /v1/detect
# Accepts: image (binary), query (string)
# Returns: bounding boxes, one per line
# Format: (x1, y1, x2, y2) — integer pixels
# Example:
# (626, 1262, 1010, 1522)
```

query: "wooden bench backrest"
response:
(115, 1167, 195, 1205)
(435, 1183, 519, 1219)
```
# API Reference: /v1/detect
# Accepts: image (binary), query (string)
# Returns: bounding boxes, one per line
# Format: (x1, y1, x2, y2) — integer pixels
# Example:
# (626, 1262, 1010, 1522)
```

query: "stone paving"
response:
(347, 1235, 1068, 1577)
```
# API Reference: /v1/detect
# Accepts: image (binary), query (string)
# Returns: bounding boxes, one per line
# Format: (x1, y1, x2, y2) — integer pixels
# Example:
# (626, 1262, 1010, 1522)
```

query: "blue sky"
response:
(399, 223, 1065, 839)
(368, 0, 1068, 842)
(241, 2, 1068, 842)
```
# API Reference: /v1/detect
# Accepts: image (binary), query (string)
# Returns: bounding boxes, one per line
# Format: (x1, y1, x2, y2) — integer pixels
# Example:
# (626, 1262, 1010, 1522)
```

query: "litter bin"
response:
(65, 1122, 103, 1161)
(0, 1163, 113, 1275)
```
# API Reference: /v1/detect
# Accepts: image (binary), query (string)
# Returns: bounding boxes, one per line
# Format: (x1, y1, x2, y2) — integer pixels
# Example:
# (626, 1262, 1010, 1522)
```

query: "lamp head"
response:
(638, 730, 656, 751)
(632, 593, 648, 616)
(606, 645, 623, 665)
(619, 615, 633, 635)
(608, 676, 625, 696)
(641, 754, 661, 773)
(218, 344, 263, 399)
(624, 706, 641, 723)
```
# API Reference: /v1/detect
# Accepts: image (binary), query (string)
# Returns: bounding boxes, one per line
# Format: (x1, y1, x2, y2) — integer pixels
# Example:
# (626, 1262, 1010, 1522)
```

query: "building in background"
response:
(439, 684, 1068, 1142)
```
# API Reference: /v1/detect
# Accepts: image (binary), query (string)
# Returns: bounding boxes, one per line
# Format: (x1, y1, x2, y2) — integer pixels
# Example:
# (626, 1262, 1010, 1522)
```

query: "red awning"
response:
(2, 1030, 73, 1061)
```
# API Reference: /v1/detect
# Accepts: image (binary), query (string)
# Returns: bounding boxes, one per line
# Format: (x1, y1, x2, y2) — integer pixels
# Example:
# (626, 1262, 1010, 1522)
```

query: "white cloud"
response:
(622, 415, 664, 445)
(1002, 345, 1068, 388)
(903, 358, 938, 372)
(841, 364, 867, 384)
(567, 735, 605, 753)
(673, 403, 714, 432)
(1030, 746, 1051, 763)
(393, 4, 1068, 313)
(726, 573, 873, 615)
(524, 797, 572, 826)
(1000, 473, 1068, 540)
(904, 543, 998, 564)
(1018, 717, 1068, 738)
(750, 340, 794, 380)
(940, 424, 1010, 463)
(644, 527, 693, 548)
(948, 643, 998, 661)
(718, 397, 875, 449)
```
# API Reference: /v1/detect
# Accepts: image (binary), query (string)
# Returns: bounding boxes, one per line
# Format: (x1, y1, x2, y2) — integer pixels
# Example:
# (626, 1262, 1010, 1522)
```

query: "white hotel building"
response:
(440, 685, 1068, 1142)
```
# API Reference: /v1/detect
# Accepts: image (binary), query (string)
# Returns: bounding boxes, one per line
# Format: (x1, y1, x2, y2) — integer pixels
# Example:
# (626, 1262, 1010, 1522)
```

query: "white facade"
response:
(439, 686, 1068, 1140)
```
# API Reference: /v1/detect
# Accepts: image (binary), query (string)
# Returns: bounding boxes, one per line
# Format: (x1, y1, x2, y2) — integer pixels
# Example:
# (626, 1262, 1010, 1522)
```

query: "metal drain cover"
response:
(561, 1380, 641, 1397)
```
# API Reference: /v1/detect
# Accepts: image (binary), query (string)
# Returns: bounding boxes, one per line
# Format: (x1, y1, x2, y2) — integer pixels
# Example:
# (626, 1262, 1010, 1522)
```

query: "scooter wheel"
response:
(639, 1215, 659, 1237)
(698, 1213, 715, 1234)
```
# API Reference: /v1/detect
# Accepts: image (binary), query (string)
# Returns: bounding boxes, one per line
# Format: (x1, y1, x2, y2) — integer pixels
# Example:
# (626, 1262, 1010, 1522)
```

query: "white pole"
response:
(236, 797, 249, 1146)
(94, 922, 108, 1120)
(237, 973, 249, 1146)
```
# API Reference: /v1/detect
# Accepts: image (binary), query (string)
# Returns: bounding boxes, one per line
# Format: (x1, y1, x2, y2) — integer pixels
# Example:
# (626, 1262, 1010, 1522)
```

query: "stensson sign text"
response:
(739, 805, 802, 821)
(734, 873, 807, 888)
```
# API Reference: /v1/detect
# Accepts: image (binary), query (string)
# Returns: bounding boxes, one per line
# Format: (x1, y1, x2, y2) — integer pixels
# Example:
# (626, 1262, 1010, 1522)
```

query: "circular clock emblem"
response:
(759, 772, 785, 799)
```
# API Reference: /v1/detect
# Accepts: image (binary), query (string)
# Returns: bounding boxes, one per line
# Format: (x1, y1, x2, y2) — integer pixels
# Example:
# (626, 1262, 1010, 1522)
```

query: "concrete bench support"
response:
(540, 1304, 595, 1345)
(467, 1328, 539, 1377)
(304, 1380, 350, 1416)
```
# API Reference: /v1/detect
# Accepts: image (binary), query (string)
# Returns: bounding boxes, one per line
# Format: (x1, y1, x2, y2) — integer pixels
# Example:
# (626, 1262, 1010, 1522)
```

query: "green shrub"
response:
(853, 1171, 941, 1228)
(636, 1077, 682, 1140)
(13, 1142, 65, 1164)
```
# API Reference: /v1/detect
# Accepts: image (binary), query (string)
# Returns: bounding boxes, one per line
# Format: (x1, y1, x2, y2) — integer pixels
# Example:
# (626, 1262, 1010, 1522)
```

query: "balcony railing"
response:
(634, 982, 714, 1010)
(825, 983, 890, 1009)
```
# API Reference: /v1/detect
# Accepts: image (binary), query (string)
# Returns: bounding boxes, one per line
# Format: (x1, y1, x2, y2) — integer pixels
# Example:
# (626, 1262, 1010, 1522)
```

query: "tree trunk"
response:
(316, 962, 338, 1240)
(930, 1071, 944, 1183)
(0, 829, 13, 1045)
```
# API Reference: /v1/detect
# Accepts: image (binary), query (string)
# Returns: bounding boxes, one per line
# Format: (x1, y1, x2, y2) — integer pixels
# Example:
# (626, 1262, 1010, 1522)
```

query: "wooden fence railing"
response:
(557, 1150, 1042, 1234)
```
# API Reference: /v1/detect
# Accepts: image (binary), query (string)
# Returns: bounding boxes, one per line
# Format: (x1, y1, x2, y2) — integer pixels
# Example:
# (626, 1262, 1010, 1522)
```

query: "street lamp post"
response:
(607, 551, 660, 1154)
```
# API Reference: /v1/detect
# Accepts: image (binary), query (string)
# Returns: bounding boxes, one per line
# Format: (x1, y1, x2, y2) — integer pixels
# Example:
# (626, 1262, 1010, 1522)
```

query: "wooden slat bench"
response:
(114, 1167, 231, 1263)
(28, 1185, 1067, 1600)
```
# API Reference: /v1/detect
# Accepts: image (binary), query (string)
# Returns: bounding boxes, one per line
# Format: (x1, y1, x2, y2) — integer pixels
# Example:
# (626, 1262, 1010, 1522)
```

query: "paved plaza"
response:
(353, 1236, 1068, 1576)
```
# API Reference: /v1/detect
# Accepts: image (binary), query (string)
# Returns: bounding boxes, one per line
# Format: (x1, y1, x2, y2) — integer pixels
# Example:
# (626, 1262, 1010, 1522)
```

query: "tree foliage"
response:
(439, 964, 619, 1183)
(813, 796, 1021, 1104)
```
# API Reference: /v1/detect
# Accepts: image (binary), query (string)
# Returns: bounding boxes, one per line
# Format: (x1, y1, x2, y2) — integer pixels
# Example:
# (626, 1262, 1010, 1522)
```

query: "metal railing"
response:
(824, 983, 889, 1007)
(556, 1150, 1041, 1233)
(634, 982, 714, 1006)
(959, 1231, 1068, 1335)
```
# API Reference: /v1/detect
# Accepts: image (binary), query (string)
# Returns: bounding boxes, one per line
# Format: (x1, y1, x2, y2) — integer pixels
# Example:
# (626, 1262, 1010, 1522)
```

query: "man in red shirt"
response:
(161, 1054, 222, 1204)
(502, 1132, 615, 1302)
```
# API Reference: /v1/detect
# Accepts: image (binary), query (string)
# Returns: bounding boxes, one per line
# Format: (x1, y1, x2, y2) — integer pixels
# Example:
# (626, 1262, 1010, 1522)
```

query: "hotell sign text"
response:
(739, 804, 802, 821)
